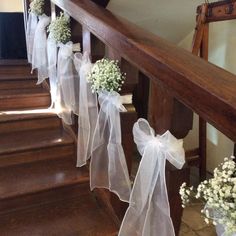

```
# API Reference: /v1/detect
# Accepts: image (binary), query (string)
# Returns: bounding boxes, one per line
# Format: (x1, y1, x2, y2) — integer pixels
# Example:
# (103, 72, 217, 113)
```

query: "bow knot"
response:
(98, 91, 127, 113)
(37, 14, 51, 30)
(147, 135, 165, 150)
(59, 41, 73, 58)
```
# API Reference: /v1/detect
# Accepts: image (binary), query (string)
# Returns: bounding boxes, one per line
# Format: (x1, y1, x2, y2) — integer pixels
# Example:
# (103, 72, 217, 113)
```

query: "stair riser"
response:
(0, 79, 38, 90)
(0, 66, 35, 80)
(0, 95, 51, 110)
(0, 145, 75, 168)
(0, 183, 90, 215)
(0, 116, 61, 134)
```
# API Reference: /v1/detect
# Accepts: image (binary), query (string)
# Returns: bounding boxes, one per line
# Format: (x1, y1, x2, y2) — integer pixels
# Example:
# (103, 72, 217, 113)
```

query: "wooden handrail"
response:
(51, 0, 236, 142)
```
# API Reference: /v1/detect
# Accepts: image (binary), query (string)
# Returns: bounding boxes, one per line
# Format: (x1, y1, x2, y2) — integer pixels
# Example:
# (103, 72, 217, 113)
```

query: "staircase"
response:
(0, 60, 118, 235)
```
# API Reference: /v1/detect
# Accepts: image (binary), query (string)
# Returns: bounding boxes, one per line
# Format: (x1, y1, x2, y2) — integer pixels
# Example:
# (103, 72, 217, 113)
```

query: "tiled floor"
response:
(180, 203, 216, 236)
(179, 167, 216, 236)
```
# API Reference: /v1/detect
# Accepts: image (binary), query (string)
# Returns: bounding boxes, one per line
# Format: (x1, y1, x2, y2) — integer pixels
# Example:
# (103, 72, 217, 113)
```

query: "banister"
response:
(51, 0, 236, 142)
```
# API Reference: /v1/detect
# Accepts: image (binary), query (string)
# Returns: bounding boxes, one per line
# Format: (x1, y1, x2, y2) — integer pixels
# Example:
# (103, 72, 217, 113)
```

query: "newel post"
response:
(148, 80, 190, 234)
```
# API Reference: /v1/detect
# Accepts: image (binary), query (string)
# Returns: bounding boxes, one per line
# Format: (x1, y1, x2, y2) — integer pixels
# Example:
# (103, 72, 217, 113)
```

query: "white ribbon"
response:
(90, 91, 131, 203)
(47, 36, 58, 107)
(56, 41, 79, 125)
(118, 118, 185, 236)
(74, 52, 98, 167)
(31, 14, 51, 84)
(26, 12, 38, 63)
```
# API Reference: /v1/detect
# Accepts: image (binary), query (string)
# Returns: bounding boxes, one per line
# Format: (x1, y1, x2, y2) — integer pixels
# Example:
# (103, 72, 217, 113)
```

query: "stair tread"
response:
(0, 109, 57, 122)
(0, 129, 74, 155)
(0, 158, 89, 200)
(0, 87, 49, 98)
(0, 194, 118, 236)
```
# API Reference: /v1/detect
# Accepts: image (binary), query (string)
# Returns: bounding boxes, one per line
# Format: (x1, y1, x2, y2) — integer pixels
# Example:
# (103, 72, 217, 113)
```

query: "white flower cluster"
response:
(29, 0, 44, 16)
(87, 59, 125, 93)
(180, 156, 236, 235)
(47, 12, 71, 44)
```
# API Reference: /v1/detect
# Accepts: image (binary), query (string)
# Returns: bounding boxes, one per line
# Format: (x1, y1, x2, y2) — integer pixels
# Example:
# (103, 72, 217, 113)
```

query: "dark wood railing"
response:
(24, 0, 236, 234)
(50, 0, 236, 142)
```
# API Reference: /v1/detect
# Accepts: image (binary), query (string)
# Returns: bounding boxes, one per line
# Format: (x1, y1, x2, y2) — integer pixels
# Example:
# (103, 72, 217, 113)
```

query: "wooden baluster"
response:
(198, 23, 209, 181)
(191, 4, 208, 181)
(148, 80, 190, 234)
(82, 26, 92, 54)
(105, 46, 137, 220)
(133, 72, 150, 119)
(82, 26, 105, 61)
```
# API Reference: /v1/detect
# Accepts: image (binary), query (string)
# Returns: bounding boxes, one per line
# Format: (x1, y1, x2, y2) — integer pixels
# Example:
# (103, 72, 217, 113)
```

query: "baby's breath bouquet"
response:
(29, 0, 44, 16)
(47, 12, 71, 44)
(180, 156, 236, 235)
(87, 58, 125, 93)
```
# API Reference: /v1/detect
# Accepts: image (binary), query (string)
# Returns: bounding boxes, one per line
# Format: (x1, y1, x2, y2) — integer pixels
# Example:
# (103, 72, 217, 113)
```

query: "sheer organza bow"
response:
(56, 41, 79, 125)
(31, 14, 51, 84)
(73, 52, 98, 167)
(47, 35, 58, 107)
(90, 91, 131, 202)
(26, 12, 38, 63)
(118, 118, 185, 236)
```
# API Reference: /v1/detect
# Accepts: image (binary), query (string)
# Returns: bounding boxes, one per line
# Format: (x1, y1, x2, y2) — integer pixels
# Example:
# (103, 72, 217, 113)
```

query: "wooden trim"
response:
(200, 0, 236, 22)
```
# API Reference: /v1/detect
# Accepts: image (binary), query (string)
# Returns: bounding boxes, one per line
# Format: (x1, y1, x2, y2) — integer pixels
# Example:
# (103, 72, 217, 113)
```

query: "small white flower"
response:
(87, 58, 125, 93)
(179, 156, 236, 234)
(29, 0, 44, 16)
(47, 12, 71, 44)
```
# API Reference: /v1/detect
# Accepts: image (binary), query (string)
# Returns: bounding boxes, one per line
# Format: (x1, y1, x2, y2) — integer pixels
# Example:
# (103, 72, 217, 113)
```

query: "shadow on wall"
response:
(0, 13, 27, 59)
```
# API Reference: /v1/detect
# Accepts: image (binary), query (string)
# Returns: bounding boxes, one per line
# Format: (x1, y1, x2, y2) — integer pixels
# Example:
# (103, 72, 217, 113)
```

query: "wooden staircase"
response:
(0, 61, 118, 235)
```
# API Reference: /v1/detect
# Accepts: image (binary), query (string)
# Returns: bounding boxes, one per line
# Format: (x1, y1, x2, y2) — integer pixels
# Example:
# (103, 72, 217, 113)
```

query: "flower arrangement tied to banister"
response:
(87, 58, 125, 93)
(47, 12, 71, 44)
(180, 156, 236, 236)
(26, 0, 45, 63)
(47, 12, 79, 125)
(87, 58, 131, 202)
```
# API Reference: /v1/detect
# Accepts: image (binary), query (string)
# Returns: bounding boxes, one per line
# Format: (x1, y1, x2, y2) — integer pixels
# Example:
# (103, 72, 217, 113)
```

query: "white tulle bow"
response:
(90, 91, 131, 203)
(118, 118, 185, 236)
(47, 36, 58, 107)
(26, 12, 38, 63)
(31, 14, 51, 84)
(74, 52, 98, 167)
(56, 41, 79, 125)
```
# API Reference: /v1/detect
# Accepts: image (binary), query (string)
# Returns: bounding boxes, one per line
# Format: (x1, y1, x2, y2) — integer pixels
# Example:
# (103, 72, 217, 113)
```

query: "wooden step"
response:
(0, 87, 51, 110)
(0, 129, 75, 167)
(0, 158, 90, 214)
(0, 110, 60, 134)
(0, 78, 38, 90)
(0, 59, 28, 66)
(0, 64, 36, 80)
(0, 194, 118, 236)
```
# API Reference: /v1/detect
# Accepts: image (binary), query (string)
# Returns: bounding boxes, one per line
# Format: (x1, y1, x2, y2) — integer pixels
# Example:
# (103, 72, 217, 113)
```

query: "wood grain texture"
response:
(0, 158, 88, 200)
(0, 87, 51, 110)
(51, 0, 236, 143)
(0, 194, 118, 236)
(0, 112, 60, 134)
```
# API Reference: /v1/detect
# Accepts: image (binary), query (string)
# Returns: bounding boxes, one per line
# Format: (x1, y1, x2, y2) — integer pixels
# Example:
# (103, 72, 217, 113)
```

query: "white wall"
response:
(179, 21, 235, 172)
(0, 0, 23, 12)
(108, 0, 203, 43)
